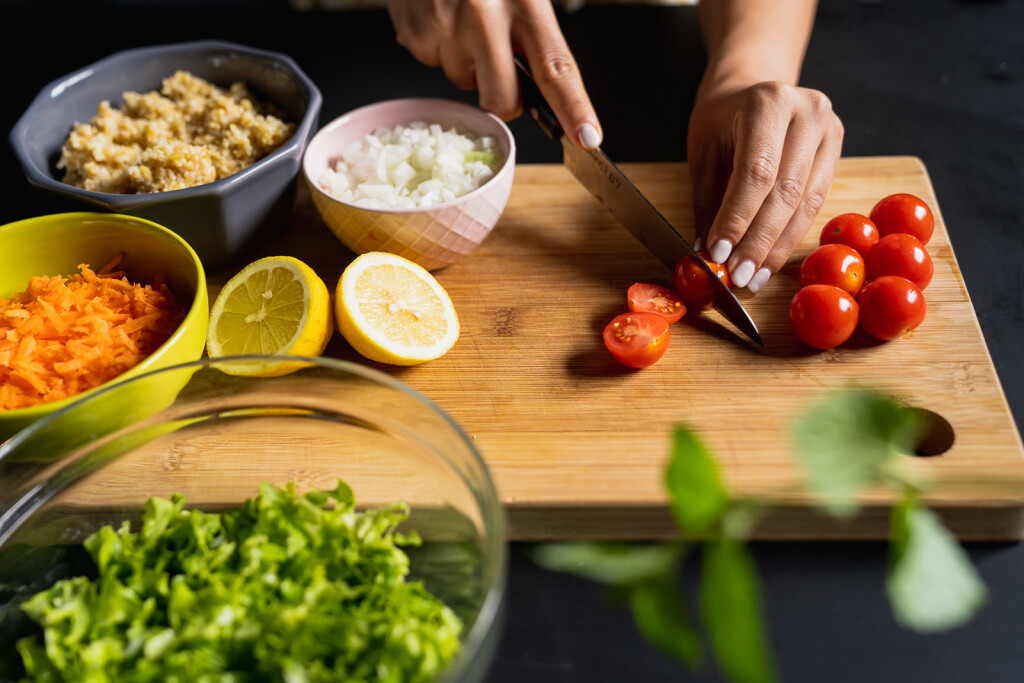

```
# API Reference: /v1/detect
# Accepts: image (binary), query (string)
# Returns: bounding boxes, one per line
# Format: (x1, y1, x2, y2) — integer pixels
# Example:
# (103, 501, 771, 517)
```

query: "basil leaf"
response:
(793, 389, 922, 518)
(887, 495, 988, 633)
(530, 542, 683, 586)
(700, 538, 778, 683)
(665, 426, 730, 536)
(629, 572, 702, 668)
(721, 501, 767, 542)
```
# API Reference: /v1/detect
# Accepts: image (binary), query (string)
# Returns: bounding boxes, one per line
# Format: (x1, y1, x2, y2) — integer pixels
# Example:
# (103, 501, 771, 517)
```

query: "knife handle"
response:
(514, 56, 564, 141)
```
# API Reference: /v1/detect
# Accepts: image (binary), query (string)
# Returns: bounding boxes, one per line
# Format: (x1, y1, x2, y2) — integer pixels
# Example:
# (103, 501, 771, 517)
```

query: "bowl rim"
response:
(8, 39, 323, 208)
(302, 96, 517, 215)
(0, 211, 208, 422)
(0, 353, 507, 678)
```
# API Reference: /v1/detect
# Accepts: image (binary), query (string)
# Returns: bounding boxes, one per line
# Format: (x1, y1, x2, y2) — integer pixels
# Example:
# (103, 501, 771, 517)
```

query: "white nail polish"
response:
(578, 123, 601, 149)
(747, 267, 773, 293)
(710, 239, 732, 265)
(731, 260, 756, 288)
(693, 236, 704, 251)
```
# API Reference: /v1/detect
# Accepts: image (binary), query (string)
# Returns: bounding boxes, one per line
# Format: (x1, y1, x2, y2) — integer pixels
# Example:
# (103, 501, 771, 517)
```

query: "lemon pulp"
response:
(336, 252, 459, 365)
(207, 256, 333, 376)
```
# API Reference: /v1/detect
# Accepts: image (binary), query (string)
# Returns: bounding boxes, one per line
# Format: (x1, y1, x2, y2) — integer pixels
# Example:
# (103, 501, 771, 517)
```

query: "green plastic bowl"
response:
(0, 212, 209, 444)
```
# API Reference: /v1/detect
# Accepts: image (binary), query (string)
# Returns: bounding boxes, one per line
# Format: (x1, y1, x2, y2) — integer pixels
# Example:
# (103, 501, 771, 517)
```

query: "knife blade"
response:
(514, 57, 763, 347)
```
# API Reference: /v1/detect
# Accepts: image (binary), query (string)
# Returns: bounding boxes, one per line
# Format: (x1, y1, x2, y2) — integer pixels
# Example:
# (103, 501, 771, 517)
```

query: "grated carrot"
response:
(0, 257, 187, 411)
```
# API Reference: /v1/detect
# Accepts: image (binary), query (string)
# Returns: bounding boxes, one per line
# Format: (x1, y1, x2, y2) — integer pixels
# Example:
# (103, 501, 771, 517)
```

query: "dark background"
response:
(1, 1, 1022, 680)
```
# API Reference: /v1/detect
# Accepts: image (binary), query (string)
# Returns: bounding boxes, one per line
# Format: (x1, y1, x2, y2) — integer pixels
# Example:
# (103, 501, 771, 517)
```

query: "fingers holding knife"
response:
(510, 1, 603, 149)
(387, 0, 602, 150)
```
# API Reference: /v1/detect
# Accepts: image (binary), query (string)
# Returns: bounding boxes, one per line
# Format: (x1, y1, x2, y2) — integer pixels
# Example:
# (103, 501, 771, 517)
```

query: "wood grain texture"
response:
(429, 157, 1024, 540)
(64, 157, 1024, 541)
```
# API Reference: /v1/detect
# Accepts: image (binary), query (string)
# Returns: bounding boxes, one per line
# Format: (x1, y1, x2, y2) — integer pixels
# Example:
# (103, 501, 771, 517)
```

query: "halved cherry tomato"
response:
(627, 282, 687, 324)
(865, 232, 933, 289)
(603, 312, 671, 368)
(788, 284, 859, 350)
(799, 243, 867, 296)
(673, 250, 731, 310)
(870, 193, 934, 244)
(819, 212, 880, 256)
(857, 275, 927, 341)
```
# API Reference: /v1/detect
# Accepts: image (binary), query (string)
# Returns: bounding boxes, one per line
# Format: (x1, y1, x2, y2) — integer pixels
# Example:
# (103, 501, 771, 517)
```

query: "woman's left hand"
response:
(687, 80, 844, 293)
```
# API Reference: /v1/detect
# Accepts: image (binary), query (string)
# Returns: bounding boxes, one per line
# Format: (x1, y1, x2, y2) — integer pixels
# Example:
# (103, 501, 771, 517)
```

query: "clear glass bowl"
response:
(0, 356, 506, 682)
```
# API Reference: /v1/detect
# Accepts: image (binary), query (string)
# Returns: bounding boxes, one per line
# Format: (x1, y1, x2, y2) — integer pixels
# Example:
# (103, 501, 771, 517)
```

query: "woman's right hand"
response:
(386, 0, 603, 149)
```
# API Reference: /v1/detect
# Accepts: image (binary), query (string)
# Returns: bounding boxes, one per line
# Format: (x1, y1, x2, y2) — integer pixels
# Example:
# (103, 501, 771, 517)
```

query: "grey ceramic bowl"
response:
(9, 40, 322, 266)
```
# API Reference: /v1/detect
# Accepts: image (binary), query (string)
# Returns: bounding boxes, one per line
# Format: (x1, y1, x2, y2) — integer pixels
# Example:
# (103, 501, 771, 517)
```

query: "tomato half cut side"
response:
(627, 282, 687, 324)
(603, 312, 671, 368)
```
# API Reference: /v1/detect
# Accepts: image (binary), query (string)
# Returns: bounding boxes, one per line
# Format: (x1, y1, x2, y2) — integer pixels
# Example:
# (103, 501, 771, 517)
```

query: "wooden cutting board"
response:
(42, 156, 1008, 543)
(200, 155, 1022, 541)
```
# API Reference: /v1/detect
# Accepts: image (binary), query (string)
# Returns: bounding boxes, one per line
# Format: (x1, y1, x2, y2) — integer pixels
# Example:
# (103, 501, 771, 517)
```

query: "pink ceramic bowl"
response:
(302, 98, 515, 271)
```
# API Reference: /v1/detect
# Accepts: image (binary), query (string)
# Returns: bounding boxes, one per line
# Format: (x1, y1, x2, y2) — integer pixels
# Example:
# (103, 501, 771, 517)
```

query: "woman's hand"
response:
(687, 80, 844, 293)
(386, 0, 602, 149)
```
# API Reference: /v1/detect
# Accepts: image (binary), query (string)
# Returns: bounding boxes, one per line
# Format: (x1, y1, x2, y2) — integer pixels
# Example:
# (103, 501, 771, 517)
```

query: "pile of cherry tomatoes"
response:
(789, 192, 934, 350)
(600, 192, 936, 368)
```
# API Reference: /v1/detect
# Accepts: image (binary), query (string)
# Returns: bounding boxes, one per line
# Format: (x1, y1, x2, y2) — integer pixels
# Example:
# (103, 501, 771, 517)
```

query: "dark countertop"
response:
(2, 1, 1023, 681)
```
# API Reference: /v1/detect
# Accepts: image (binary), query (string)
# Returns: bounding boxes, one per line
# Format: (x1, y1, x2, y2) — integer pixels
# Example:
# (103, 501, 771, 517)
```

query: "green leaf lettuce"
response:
(16, 480, 463, 682)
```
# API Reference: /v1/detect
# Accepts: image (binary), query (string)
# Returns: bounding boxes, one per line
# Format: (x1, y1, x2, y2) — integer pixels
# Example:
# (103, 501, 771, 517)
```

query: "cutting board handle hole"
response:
(901, 408, 955, 457)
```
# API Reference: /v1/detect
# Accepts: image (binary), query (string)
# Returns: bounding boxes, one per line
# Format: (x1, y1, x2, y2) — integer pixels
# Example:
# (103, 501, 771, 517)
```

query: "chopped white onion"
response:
(319, 121, 502, 209)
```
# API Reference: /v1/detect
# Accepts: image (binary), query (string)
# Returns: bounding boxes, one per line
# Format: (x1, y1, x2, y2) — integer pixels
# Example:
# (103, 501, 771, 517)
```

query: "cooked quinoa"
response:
(57, 70, 295, 194)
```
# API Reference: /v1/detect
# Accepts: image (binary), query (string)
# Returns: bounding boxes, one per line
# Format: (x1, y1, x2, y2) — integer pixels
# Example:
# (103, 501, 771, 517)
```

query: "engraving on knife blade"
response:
(587, 149, 622, 191)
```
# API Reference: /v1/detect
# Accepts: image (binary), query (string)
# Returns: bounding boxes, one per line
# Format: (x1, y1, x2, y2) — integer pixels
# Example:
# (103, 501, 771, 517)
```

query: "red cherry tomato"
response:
(857, 275, 927, 341)
(865, 233, 933, 289)
(869, 193, 934, 244)
(798, 244, 867, 296)
(603, 312, 671, 368)
(627, 282, 687, 324)
(819, 213, 880, 256)
(788, 284, 860, 350)
(673, 250, 731, 310)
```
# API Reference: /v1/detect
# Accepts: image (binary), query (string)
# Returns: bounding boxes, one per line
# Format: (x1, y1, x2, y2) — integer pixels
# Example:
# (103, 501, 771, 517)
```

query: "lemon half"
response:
(207, 256, 333, 376)
(335, 252, 460, 365)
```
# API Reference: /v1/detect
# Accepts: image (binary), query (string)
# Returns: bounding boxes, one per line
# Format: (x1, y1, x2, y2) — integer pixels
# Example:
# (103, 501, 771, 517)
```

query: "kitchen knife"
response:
(514, 57, 763, 347)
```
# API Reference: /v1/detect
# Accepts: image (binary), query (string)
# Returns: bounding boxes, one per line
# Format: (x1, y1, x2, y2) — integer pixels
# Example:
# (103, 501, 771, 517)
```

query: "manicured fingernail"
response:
(578, 123, 602, 149)
(693, 236, 704, 251)
(731, 259, 756, 288)
(710, 239, 732, 265)
(747, 267, 773, 293)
